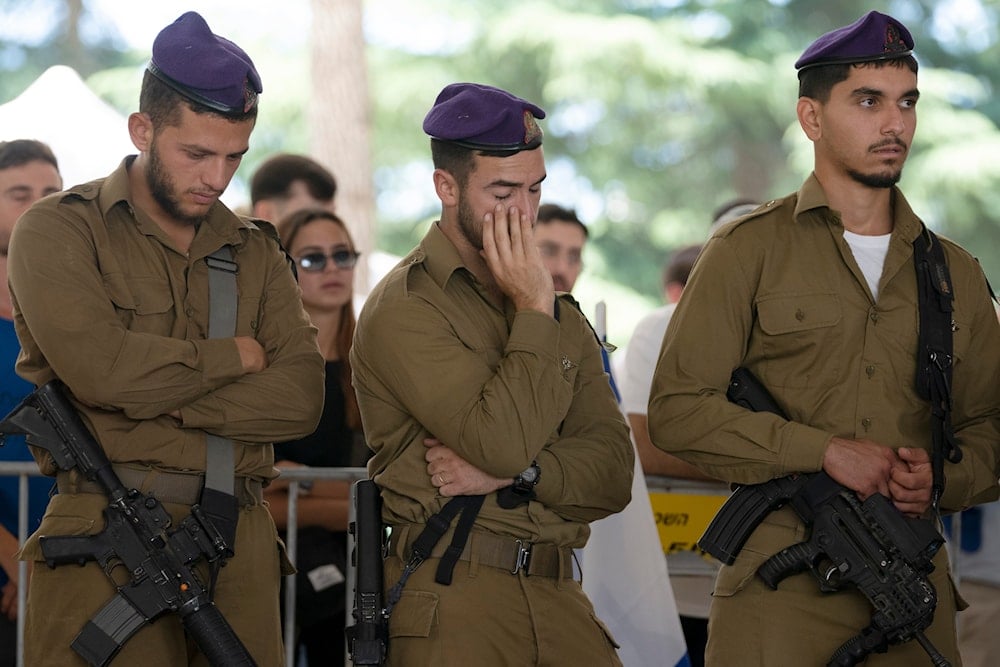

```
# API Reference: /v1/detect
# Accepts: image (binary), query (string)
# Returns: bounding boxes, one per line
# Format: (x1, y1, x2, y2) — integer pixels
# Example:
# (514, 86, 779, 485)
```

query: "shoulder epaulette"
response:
(59, 181, 101, 203)
(238, 215, 281, 241)
(712, 199, 785, 238)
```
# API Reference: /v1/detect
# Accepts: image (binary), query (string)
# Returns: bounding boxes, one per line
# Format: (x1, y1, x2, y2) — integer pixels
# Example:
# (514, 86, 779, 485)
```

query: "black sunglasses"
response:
(296, 250, 361, 272)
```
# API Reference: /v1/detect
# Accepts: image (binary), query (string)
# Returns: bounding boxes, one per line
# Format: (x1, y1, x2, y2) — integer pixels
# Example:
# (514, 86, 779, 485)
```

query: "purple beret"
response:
(795, 11, 914, 71)
(423, 83, 545, 152)
(147, 11, 262, 115)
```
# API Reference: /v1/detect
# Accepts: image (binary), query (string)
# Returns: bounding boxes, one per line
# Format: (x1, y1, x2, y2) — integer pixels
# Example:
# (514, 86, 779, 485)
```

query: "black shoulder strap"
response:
(913, 226, 962, 511)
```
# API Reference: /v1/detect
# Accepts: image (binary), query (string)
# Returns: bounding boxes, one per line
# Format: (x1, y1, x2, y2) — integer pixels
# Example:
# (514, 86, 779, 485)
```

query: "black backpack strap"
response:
(913, 225, 962, 510)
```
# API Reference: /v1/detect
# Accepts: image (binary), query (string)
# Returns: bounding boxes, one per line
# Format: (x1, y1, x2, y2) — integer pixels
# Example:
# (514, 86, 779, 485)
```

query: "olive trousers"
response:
(384, 553, 621, 666)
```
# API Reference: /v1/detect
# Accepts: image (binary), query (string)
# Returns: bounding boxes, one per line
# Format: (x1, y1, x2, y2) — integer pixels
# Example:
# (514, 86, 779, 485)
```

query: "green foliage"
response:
(10, 0, 1000, 348)
(368, 0, 1000, 350)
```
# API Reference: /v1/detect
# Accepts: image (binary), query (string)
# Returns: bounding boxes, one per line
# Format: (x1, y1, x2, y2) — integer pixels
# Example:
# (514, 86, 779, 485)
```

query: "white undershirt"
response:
(843, 230, 892, 301)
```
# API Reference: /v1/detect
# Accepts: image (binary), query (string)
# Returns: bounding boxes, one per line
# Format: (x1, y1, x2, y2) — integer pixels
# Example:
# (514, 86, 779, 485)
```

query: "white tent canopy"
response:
(0, 65, 135, 189)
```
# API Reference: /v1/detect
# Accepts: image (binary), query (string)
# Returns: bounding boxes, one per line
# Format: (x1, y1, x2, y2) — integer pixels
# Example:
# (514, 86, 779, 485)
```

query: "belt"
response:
(56, 465, 263, 507)
(390, 525, 574, 579)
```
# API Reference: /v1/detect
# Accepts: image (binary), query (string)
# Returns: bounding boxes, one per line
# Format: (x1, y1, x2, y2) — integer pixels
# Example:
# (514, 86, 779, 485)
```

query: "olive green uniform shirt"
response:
(648, 174, 1000, 665)
(649, 174, 1000, 508)
(8, 158, 325, 482)
(351, 222, 633, 548)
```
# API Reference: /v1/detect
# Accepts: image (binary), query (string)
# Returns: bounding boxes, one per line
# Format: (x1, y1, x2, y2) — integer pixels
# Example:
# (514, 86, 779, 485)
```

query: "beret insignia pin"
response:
(523, 110, 542, 145)
(884, 24, 909, 54)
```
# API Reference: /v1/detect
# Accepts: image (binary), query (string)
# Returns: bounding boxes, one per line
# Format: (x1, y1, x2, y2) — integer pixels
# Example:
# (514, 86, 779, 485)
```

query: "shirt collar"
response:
(419, 222, 468, 290)
(98, 155, 250, 249)
(793, 172, 924, 242)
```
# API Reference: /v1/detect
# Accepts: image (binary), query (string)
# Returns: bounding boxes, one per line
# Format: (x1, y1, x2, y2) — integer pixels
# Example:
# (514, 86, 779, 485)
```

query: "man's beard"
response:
(847, 167, 902, 189)
(456, 193, 483, 251)
(146, 142, 205, 226)
(847, 139, 906, 189)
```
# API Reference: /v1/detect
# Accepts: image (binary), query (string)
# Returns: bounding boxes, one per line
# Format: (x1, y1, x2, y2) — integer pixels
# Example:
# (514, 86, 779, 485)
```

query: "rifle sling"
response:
(205, 246, 238, 497)
(384, 495, 485, 616)
(912, 226, 961, 510)
(203, 246, 241, 557)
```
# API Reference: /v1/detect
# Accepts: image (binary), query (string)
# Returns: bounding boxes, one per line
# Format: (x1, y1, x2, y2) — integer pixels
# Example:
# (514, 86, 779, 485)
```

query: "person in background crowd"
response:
(265, 208, 366, 666)
(620, 242, 710, 666)
(8, 12, 324, 665)
(351, 82, 633, 666)
(648, 11, 1000, 665)
(534, 202, 588, 292)
(250, 153, 337, 222)
(0, 139, 61, 667)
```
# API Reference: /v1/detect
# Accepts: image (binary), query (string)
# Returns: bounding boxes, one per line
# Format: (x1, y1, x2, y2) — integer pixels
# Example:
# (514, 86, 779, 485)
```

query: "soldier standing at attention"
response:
(648, 11, 1000, 666)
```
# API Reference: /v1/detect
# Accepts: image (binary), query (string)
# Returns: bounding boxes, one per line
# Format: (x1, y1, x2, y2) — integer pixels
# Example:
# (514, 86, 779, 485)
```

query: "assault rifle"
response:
(346, 479, 388, 665)
(0, 381, 256, 667)
(697, 367, 950, 667)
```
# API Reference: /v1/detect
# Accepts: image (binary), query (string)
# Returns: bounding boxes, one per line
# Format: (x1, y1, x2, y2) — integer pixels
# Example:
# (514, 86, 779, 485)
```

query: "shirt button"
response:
(866, 365, 876, 378)
(861, 417, 872, 430)
(869, 310, 880, 323)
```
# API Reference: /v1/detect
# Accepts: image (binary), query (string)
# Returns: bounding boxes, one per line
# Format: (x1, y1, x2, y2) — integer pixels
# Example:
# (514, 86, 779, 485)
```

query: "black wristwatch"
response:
(498, 461, 540, 509)
(511, 461, 541, 495)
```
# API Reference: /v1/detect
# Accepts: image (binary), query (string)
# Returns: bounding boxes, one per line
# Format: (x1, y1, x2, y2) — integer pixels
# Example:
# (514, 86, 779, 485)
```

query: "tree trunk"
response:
(309, 0, 374, 292)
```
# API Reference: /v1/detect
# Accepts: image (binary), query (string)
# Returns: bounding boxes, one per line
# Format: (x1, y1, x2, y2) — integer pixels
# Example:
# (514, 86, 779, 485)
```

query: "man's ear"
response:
(433, 169, 460, 207)
(128, 112, 154, 152)
(797, 97, 822, 141)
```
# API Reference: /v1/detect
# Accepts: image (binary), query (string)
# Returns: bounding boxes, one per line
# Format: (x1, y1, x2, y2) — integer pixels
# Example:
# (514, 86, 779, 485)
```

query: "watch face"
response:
(520, 465, 539, 484)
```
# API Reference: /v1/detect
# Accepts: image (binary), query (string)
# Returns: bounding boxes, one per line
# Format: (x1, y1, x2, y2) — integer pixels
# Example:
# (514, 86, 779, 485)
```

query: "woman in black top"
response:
(265, 208, 366, 666)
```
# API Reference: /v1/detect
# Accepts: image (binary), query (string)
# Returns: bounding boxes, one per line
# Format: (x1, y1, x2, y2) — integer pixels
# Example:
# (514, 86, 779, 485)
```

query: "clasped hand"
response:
(823, 437, 933, 516)
(424, 438, 510, 498)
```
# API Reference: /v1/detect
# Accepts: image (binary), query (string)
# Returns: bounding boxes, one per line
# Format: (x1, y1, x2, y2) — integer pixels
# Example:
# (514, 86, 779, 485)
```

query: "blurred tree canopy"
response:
(365, 0, 1000, 341)
(4, 0, 1000, 343)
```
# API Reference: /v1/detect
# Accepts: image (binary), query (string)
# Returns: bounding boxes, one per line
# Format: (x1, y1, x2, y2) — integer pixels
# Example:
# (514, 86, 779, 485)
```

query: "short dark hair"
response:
(798, 56, 918, 102)
(429, 139, 537, 189)
(662, 244, 703, 290)
(139, 69, 257, 129)
(0, 139, 59, 172)
(250, 153, 337, 206)
(536, 203, 589, 238)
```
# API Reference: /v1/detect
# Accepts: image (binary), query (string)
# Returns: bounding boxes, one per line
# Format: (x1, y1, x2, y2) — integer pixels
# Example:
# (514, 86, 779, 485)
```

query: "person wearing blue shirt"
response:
(0, 139, 62, 666)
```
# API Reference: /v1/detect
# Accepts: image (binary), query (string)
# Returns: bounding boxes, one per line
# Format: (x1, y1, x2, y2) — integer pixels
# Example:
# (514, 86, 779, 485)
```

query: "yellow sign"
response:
(648, 491, 728, 557)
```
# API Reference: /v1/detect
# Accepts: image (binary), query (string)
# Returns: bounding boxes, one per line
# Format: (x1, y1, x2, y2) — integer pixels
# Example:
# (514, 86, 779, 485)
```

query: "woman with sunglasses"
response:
(263, 207, 367, 666)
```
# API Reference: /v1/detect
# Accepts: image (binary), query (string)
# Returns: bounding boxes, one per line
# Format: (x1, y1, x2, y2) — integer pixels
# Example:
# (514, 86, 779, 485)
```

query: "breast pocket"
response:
(756, 292, 842, 389)
(105, 275, 174, 333)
